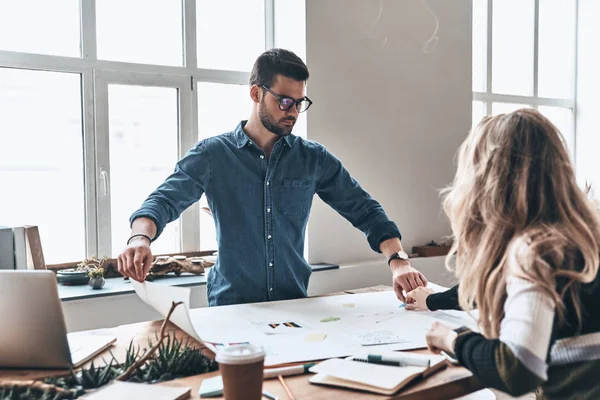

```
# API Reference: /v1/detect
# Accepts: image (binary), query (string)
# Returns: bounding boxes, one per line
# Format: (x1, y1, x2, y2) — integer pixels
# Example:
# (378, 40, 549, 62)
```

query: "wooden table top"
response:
(0, 287, 484, 399)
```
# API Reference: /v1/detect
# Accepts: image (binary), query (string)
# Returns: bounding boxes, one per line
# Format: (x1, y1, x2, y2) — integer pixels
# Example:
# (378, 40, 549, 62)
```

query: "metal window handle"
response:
(100, 169, 110, 196)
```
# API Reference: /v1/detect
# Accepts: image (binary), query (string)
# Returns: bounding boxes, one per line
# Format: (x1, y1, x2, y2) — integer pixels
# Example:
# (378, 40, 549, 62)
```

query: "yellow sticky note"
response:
(343, 303, 355, 308)
(305, 333, 327, 343)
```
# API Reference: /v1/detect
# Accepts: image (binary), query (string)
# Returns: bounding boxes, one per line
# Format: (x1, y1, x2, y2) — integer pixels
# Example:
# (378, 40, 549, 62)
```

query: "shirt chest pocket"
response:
(274, 179, 313, 216)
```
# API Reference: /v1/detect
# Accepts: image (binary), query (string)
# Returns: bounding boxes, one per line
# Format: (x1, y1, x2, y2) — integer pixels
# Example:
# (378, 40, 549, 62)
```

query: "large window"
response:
(0, 69, 85, 263)
(472, 0, 577, 153)
(0, 0, 305, 264)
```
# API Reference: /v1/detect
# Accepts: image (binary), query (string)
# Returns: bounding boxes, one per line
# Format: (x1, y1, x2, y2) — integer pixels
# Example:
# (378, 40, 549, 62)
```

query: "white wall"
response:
(576, 0, 600, 189)
(305, 0, 472, 265)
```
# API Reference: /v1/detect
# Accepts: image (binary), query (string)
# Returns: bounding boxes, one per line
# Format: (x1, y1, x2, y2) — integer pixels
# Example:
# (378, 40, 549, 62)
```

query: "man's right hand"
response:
(117, 237, 153, 282)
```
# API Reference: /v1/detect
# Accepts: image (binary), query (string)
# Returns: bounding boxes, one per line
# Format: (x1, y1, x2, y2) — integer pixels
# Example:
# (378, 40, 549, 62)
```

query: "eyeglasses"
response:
(261, 85, 313, 113)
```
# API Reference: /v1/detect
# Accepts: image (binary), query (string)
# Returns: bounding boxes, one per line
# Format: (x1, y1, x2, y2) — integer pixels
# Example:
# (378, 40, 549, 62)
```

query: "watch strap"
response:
(387, 252, 408, 266)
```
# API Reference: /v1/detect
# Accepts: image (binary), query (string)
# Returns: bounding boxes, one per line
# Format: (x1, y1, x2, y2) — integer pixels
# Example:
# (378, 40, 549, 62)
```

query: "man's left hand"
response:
(391, 260, 428, 302)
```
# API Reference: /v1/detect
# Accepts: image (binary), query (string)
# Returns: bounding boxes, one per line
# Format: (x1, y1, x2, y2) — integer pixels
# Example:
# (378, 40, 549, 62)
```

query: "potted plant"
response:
(88, 267, 105, 289)
(56, 256, 108, 286)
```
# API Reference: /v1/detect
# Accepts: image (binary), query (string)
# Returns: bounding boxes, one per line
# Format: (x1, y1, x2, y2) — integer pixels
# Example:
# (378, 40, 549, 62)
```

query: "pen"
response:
(353, 354, 431, 368)
(263, 363, 315, 379)
(262, 391, 279, 400)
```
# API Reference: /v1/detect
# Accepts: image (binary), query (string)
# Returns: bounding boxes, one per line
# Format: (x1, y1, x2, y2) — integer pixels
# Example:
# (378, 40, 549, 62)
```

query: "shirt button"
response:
(269, 262, 273, 267)
(266, 181, 270, 186)
(260, 155, 264, 159)
(267, 235, 272, 239)
(267, 208, 271, 213)
(270, 288, 274, 292)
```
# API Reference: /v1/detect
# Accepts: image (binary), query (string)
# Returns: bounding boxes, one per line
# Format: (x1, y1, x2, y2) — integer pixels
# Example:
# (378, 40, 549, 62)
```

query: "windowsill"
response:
(57, 273, 207, 302)
(58, 263, 339, 302)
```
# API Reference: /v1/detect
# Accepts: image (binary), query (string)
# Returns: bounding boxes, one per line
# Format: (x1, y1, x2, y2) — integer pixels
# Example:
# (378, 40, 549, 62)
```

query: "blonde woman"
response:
(406, 109, 600, 399)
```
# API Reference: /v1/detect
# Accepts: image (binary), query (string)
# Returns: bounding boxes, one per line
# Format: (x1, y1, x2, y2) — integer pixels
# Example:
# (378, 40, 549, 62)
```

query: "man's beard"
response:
(259, 100, 296, 136)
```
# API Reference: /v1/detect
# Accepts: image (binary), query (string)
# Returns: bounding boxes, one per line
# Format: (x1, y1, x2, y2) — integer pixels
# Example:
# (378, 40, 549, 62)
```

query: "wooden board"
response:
(24, 225, 45, 270)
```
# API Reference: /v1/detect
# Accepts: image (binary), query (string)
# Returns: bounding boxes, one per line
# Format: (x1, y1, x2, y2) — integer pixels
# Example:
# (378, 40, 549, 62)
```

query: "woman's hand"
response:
(425, 321, 456, 354)
(405, 287, 435, 311)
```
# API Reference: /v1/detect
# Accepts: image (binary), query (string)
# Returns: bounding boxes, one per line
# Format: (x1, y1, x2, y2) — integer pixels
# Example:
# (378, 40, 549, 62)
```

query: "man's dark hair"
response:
(249, 48, 309, 87)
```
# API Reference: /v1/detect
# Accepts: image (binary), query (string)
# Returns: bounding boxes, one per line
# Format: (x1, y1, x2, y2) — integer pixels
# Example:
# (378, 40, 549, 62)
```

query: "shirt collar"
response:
(235, 121, 294, 149)
(234, 121, 250, 148)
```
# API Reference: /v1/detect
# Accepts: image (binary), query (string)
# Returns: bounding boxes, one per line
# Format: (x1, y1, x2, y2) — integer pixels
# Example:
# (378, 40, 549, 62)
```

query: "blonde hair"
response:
(443, 108, 600, 338)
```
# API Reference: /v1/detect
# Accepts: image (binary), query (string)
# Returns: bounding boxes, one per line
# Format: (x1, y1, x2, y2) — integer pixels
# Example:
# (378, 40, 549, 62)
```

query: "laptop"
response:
(0, 270, 116, 369)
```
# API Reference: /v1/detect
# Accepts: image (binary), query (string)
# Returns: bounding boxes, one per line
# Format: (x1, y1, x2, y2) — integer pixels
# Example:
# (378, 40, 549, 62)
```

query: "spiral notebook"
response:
(309, 353, 448, 395)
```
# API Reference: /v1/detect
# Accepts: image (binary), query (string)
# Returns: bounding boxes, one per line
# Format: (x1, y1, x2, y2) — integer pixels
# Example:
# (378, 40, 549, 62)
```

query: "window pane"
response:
(539, 106, 574, 153)
(0, 69, 84, 263)
(275, 0, 306, 62)
(492, 0, 534, 96)
(472, 101, 486, 128)
(97, 0, 183, 66)
(197, 83, 253, 250)
(197, 0, 265, 71)
(538, 0, 576, 99)
(492, 102, 532, 115)
(108, 85, 180, 256)
(472, 0, 487, 92)
(0, 0, 80, 57)
(198, 83, 253, 140)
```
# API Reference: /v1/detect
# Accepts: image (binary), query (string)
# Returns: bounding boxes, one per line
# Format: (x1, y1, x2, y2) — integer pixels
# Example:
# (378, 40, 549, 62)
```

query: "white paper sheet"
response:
(131, 281, 479, 366)
(131, 280, 203, 343)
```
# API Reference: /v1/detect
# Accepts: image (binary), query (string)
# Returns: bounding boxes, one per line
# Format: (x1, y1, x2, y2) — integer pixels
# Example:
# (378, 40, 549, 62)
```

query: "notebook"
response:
(67, 332, 117, 368)
(85, 381, 191, 399)
(309, 353, 448, 396)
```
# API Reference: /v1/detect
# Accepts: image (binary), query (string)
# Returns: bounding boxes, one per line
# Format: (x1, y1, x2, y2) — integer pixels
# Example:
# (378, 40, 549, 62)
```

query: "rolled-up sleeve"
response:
(315, 146, 401, 252)
(129, 140, 211, 239)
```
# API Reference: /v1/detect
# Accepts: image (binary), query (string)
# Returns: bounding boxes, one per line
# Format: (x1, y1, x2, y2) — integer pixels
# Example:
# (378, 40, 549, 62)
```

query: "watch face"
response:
(397, 251, 409, 260)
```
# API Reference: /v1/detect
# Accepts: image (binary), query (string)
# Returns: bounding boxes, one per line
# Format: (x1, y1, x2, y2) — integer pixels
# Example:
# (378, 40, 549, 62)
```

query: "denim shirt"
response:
(130, 121, 401, 306)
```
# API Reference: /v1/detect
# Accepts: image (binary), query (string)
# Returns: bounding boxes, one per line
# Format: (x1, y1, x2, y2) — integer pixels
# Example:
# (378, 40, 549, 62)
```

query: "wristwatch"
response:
(446, 326, 472, 359)
(453, 326, 471, 336)
(387, 251, 410, 266)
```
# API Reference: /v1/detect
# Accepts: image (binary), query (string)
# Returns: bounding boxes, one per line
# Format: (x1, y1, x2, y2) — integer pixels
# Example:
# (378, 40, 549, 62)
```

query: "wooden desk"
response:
(0, 288, 484, 399)
(163, 362, 484, 400)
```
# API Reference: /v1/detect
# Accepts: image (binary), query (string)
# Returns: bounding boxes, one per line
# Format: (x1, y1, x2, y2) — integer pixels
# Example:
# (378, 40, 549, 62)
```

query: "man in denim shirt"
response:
(118, 49, 428, 306)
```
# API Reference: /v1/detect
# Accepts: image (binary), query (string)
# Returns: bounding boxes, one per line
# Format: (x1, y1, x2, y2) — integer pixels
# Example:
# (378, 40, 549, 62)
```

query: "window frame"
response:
(94, 70, 194, 257)
(473, 0, 578, 155)
(0, 0, 276, 262)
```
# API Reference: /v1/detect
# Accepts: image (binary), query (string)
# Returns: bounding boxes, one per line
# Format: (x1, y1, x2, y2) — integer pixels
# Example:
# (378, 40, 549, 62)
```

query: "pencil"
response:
(278, 375, 296, 400)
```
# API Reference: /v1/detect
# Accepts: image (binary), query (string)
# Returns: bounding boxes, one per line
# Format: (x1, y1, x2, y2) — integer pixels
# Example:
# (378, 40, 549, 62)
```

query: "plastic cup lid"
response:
(215, 344, 265, 365)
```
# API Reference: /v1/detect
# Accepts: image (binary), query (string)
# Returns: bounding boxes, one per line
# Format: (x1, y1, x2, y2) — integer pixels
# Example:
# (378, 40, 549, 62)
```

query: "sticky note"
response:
(305, 333, 327, 342)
